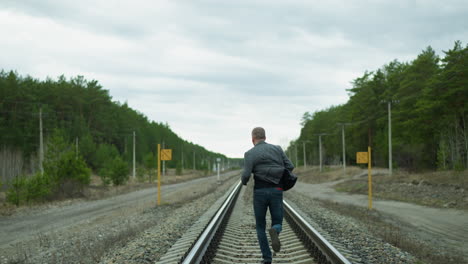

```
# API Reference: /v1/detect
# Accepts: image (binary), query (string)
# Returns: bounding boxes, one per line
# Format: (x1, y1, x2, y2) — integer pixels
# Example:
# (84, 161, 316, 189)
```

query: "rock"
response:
(418, 180, 430, 186)
(443, 201, 456, 208)
(411, 180, 419, 185)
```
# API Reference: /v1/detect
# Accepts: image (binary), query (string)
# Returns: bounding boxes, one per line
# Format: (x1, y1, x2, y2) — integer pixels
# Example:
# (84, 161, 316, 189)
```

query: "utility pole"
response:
(216, 157, 221, 183)
(303, 141, 306, 169)
(315, 134, 328, 172)
(381, 99, 398, 176)
(39, 107, 44, 174)
(193, 150, 195, 171)
(319, 135, 323, 172)
(181, 144, 184, 170)
(162, 141, 166, 176)
(295, 143, 298, 168)
(337, 123, 351, 177)
(388, 101, 392, 176)
(133, 131, 136, 179)
(341, 125, 345, 175)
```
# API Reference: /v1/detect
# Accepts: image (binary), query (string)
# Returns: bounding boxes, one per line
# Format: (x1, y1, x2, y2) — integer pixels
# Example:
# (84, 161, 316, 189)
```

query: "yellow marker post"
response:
(368, 146, 372, 210)
(157, 144, 161, 205)
(356, 148, 372, 210)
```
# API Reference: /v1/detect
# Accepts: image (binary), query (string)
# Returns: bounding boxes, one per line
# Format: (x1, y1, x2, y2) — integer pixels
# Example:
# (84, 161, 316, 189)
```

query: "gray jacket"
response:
(241, 141, 294, 185)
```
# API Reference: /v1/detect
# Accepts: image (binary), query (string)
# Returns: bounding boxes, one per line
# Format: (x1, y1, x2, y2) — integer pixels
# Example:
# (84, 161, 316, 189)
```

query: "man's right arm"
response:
(241, 152, 253, 185)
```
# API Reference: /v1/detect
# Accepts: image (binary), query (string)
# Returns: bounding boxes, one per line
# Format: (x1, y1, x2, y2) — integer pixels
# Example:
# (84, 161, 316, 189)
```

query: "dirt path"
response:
(293, 178, 468, 259)
(0, 171, 239, 251)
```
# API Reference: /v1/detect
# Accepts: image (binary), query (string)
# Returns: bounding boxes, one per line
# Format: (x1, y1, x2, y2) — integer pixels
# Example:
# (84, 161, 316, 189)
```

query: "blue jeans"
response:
(253, 188, 283, 262)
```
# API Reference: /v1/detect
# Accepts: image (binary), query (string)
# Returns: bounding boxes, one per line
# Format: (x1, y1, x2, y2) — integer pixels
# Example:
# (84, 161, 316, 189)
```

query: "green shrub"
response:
(6, 173, 53, 205)
(98, 166, 112, 185)
(41, 130, 91, 196)
(25, 172, 52, 202)
(136, 166, 146, 182)
(43, 150, 91, 197)
(176, 161, 183, 176)
(6, 175, 27, 206)
(144, 152, 156, 170)
(109, 157, 129, 185)
(100, 157, 129, 186)
(94, 144, 119, 170)
(79, 133, 97, 167)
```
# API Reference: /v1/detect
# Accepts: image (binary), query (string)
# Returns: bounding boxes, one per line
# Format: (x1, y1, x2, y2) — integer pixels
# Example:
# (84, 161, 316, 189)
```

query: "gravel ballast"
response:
(100, 178, 238, 264)
(0, 175, 238, 264)
(285, 191, 417, 264)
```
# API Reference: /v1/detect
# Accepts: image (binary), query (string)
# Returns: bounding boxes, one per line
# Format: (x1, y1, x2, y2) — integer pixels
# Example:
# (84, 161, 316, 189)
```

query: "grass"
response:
(0, 168, 228, 216)
(295, 165, 364, 184)
(333, 169, 468, 210)
(317, 199, 466, 264)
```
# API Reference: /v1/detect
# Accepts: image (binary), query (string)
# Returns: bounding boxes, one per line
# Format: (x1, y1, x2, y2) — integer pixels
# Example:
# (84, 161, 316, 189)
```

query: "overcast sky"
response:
(1, 1, 467, 158)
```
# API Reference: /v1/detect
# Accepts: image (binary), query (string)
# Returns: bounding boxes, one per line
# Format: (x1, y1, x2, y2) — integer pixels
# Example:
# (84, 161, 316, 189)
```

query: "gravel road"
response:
(293, 177, 468, 261)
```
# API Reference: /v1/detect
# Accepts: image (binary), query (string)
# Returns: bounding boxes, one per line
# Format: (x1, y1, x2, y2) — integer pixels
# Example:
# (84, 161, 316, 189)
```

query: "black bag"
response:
(282, 169, 297, 191)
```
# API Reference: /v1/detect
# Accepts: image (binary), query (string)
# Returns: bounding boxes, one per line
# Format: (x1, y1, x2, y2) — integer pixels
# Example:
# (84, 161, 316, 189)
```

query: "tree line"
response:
(0, 71, 240, 204)
(287, 41, 467, 171)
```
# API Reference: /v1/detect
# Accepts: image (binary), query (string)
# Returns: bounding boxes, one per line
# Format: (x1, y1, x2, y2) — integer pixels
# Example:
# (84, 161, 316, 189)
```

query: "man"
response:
(241, 127, 294, 264)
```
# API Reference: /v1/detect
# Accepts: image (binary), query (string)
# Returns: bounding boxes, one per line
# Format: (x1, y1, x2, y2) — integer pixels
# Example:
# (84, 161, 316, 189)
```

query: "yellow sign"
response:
(356, 152, 368, 164)
(161, 149, 172, 161)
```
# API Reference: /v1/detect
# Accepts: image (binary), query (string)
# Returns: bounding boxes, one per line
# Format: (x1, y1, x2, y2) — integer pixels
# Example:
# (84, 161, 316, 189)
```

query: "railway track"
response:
(157, 181, 355, 264)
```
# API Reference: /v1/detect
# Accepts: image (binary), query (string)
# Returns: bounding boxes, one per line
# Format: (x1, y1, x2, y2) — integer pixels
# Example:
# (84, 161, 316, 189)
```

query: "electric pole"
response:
(193, 150, 195, 171)
(337, 123, 351, 177)
(303, 141, 306, 169)
(162, 141, 165, 176)
(319, 135, 323, 172)
(295, 143, 298, 168)
(315, 134, 329, 172)
(133, 131, 136, 179)
(381, 99, 398, 176)
(216, 157, 221, 183)
(388, 101, 392, 176)
(181, 144, 184, 170)
(39, 107, 44, 174)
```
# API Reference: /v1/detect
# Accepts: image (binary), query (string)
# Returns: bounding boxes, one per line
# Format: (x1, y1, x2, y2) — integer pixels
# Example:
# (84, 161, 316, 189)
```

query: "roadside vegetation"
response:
(296, 166, 467, 210)
(294, 165, 363, 184)
(334, 169, 468, 210)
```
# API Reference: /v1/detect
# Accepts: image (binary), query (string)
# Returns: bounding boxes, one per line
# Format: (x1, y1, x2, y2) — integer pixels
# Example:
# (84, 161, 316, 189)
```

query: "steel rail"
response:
(181, 181, 242, 264)
(181, 181, 352, 264)
(284, 200, 352, 264)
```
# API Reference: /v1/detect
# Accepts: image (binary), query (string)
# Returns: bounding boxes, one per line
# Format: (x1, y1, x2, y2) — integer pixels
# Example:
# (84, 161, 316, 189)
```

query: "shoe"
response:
(269, 227, 281, 252)
(261, 261, 271, 264)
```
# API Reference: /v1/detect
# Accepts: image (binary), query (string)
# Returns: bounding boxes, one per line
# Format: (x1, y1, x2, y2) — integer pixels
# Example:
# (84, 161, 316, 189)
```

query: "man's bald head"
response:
(251, 127, 266, 144)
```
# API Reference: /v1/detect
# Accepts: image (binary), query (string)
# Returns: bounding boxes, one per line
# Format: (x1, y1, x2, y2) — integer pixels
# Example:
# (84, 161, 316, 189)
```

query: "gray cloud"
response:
(1, 0, 467, 157)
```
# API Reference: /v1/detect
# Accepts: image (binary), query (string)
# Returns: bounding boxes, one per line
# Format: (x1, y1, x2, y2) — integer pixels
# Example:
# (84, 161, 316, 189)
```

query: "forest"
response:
(0, 71, 239, 203)
(287, 41, 467, 171)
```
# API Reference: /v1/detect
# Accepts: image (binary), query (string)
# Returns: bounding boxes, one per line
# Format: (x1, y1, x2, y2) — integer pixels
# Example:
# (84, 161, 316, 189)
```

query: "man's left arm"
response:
(280, 147, 294, 171)
(241, 152, 253, 185)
